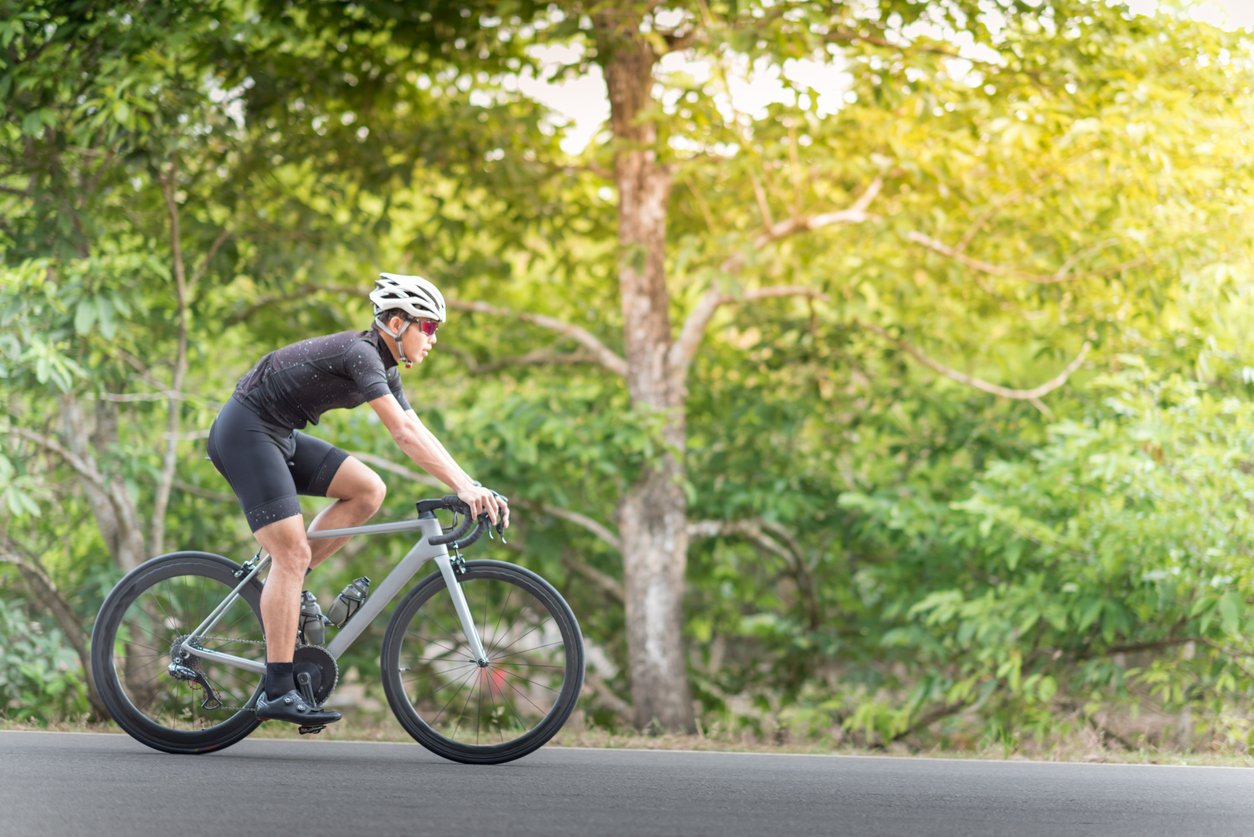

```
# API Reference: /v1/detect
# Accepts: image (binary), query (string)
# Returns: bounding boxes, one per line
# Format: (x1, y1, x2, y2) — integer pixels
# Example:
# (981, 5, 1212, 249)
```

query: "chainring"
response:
(293, 645, 339, 705)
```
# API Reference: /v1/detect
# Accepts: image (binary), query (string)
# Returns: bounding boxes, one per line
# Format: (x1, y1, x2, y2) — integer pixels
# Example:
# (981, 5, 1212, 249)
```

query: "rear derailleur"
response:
(168, 636, 224, 710)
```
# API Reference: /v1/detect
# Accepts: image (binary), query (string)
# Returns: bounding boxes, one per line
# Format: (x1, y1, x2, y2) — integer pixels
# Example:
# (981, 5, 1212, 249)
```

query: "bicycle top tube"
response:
(306, 495, 480, 542)
(306, 518, 426, 541)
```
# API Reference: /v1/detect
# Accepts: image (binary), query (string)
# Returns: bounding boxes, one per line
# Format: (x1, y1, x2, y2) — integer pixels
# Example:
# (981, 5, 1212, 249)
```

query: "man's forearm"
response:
(394, 418, 474, 492)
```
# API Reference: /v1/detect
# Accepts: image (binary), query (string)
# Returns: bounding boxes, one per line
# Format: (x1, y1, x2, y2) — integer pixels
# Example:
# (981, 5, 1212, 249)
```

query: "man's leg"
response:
(251, 513, 341, 724)
(307, 457, 387, 568)
(253, 514, 311, 666)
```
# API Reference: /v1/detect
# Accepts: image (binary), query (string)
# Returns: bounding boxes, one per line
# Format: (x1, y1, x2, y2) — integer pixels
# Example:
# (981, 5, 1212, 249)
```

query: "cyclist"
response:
(206, 273, 508, 726)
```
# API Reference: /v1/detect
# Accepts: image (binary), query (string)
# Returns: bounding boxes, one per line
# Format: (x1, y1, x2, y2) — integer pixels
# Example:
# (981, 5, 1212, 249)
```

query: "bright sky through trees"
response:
(517, 0, 1254, 154)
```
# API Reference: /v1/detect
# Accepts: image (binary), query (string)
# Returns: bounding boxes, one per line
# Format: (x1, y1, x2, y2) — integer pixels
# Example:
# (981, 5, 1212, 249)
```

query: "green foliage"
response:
(0, 597, 90, 723)
(1, 0, 1252, 752)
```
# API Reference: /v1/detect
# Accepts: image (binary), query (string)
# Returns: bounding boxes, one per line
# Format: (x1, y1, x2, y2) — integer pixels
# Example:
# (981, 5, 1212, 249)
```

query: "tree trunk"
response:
(599, 15, 695, 732)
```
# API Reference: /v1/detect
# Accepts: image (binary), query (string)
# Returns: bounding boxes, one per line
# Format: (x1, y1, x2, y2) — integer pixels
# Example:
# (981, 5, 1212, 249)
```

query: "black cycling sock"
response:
(264, 662, 295, 699)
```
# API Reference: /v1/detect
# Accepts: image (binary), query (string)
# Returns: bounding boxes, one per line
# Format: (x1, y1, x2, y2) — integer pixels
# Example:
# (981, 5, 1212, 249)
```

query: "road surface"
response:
(2, 731, 1251, 836)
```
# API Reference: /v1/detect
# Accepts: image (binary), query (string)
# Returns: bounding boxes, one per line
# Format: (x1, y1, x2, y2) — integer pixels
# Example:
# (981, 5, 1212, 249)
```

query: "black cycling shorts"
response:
(207, 397, 349, 532)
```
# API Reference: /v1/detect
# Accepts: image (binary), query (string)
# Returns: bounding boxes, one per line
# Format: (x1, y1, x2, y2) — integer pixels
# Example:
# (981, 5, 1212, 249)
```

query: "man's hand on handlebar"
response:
(457, 484, 510, 528)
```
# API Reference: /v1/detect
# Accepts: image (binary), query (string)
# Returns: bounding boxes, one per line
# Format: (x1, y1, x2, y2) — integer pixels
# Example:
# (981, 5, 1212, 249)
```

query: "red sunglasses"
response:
(414, 319, 440, 337)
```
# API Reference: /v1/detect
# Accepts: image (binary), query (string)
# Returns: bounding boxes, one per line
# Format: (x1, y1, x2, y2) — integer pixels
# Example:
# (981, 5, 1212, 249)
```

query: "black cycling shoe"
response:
(255, 689, 341, 725)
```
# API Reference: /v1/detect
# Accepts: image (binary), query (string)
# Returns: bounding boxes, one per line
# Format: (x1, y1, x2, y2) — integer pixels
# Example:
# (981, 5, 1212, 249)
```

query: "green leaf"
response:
(96, 296, 116, 339)
(74, 299, 96, 335)
(1218, 592, 1242, 637)
(21, 110, 43, 136)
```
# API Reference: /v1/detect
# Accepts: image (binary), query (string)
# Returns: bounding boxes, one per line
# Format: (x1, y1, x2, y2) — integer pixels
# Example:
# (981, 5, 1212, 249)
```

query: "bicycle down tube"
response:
(178, 513, 490, 672)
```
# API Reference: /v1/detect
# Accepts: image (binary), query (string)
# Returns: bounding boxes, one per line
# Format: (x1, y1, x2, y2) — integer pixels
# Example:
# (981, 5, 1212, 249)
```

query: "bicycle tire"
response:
(90, 551, 266, 754)
(380, 559, 584, 764)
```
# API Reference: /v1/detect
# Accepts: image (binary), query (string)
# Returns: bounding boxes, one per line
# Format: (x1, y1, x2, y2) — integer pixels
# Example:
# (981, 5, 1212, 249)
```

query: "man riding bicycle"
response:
(207, 273, 508, 726)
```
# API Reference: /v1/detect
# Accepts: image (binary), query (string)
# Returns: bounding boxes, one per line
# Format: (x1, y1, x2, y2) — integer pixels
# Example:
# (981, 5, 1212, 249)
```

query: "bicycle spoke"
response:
(399, 662, 477, 684)
(451, 669, 479, 742)
(430, 667, 479, 727)
(497, 668, 563, 696)
(487, 586, 514, 649)
(490, 640, 565, 662)
(493, 660, 565, 670)
(502, 675, 548, 715)
(489, 621, 545, 658)
(406, 634, 464, 658)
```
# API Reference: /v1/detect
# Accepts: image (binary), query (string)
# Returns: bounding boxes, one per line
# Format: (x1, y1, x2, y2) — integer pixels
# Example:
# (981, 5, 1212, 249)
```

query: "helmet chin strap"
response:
(375, 316, 415, 367)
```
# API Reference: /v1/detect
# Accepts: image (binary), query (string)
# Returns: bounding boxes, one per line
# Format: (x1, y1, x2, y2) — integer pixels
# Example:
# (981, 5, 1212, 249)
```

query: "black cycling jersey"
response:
(232, 329, 411, 430)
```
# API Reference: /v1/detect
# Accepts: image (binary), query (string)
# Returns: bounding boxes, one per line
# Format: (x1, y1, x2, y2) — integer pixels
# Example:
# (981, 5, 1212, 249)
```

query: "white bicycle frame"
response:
(174, 513, 489, 678)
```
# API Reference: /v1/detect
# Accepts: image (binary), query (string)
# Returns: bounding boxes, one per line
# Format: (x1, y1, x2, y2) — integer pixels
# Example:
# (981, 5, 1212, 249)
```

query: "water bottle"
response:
(327, 576, 371, 627)
(298, 591, 325, 646)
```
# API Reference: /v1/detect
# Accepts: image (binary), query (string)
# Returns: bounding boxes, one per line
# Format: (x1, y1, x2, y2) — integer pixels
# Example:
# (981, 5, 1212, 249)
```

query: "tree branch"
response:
(887, 699, 972, 745)
(173, 480, 237, 503)
(861, 322, 1092, 406)
(689, 519, 794, 563)
(92, 390, 187, 403)
(690, 517, 822, 627)
(347, 451, 445, 490)
(537, 504, 622, 551)
(826, 28, 1009, 75)
(447, 299, 628, 379)
(190, 227, 232, 289)
(669, 285, 827, 382)
(447, 346, 607, 376)
(735, 174, 881, 266)
(583, 667, 633, 719)
(669, 177, 882, 381)
(906, 231, 1152, 285)
(10, 426, 114, 503)
(562, 555, 624, 604)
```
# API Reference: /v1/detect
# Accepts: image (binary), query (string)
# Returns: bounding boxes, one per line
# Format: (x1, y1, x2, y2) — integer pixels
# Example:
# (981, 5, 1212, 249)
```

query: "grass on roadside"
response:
(3, 716, 1253, 767)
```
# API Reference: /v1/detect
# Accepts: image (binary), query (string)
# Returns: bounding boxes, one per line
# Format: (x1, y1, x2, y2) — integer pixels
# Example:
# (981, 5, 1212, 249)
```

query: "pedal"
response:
(296, 670, 317, 706)
(298, 724, 326, 735)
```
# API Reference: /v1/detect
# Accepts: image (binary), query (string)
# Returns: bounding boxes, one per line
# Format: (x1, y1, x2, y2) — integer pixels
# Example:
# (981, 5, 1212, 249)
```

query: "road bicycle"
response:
(89, 496, 584, 765)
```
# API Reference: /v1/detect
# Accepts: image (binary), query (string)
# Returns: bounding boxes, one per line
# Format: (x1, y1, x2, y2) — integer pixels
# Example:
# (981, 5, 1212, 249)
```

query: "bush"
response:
(0, 596, 91, 723)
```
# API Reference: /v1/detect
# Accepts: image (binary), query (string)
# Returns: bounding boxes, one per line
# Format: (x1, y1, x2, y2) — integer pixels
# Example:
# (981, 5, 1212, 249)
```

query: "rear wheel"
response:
(90, 552, 266, 754)
(381, 560, 584, 764)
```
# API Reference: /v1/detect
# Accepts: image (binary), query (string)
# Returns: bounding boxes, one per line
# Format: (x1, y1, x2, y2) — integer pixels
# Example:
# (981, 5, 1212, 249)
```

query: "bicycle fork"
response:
(434, 553, 490, 665)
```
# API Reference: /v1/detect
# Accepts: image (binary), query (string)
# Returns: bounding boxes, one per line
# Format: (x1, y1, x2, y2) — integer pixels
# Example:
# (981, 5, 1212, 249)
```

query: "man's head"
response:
(370, 273, 446, 367)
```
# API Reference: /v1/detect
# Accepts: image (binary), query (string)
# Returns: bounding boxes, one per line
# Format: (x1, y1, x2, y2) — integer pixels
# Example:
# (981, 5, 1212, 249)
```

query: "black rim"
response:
(98, 557, 264, 743)
(388, 564, 582, 756)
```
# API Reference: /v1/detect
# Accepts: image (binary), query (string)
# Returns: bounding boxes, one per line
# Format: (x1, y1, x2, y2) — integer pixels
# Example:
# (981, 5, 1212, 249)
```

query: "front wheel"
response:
(381, 560, 584, 764)
(90, 552, 266, 754)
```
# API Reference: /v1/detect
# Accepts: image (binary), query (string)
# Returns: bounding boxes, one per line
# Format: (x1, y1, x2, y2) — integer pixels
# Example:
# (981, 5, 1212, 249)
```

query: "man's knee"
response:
(273, 540, 312, 574)
(363, 473, 386, 514)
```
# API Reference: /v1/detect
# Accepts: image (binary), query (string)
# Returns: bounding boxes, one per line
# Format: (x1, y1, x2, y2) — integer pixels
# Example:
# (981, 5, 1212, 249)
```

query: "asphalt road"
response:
(2, 731, 1252, 836)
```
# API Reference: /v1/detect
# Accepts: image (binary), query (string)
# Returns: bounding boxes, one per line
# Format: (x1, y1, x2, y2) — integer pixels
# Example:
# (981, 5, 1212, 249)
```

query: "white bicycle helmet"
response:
(371, 273, 446, 367)
(370, 272, 446, 322)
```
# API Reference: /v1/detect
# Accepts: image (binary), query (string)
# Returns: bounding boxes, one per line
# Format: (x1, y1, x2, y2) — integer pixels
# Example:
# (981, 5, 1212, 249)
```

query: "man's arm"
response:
(366, 394, 507, 525)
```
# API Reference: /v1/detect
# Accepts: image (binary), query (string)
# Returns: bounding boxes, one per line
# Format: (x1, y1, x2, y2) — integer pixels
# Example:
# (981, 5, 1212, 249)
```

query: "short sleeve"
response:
(388, 368, 411, 411)
(343, 341, 394, 403)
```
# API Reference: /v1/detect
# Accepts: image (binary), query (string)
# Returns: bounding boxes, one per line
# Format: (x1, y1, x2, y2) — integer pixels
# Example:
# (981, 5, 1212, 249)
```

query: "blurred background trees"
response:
(2, 0, 1252, 751)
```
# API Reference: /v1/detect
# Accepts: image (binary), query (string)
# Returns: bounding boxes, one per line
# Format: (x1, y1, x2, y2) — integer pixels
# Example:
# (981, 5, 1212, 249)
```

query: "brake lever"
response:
(477, 513, 508, 545)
